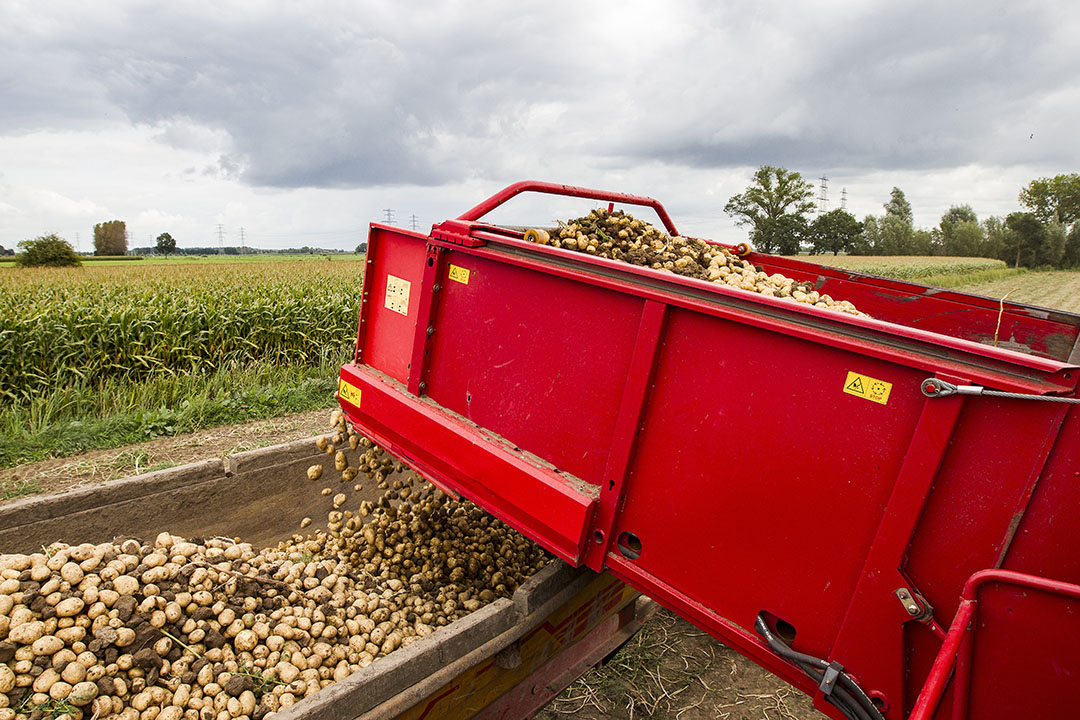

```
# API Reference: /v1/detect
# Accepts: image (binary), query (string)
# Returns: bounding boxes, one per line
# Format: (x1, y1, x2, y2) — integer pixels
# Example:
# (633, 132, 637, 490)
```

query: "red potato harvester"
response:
(337, 181, 1080, 720)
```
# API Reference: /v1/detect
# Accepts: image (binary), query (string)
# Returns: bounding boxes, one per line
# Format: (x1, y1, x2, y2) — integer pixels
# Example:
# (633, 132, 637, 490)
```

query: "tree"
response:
(941, 204, 977, 226)
(877, 215, 918, 255)
(155, 232, 176, 258)
(94, 220, 128, 256)
(1019, 173, 1080, 226)
(810, 209, 863, 255)
(1040, 222, 1067, 267)
(724, 166, 816, 254)
(939, 205, 984, 257)
(1005, 212, 1047, 268)
(884, 187, 913, 225)
(982, 216, 1009, 262)
(1065, 223, 1080, 268)
(356, 242, 368, 254)
(15, 234, 81, 267)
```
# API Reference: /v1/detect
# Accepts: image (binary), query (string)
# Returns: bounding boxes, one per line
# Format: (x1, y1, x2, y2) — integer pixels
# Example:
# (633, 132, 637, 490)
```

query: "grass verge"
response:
(915, 267, 1027, 289)
(0, 355, 343, 469)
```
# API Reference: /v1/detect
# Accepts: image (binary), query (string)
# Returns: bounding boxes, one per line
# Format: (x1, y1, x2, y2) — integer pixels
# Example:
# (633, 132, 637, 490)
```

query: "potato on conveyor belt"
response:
(526, 208, 866, 317)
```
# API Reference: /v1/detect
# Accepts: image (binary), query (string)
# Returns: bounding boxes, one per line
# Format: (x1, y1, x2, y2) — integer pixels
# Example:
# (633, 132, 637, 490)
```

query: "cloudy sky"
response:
(2, 0, 1079, 251)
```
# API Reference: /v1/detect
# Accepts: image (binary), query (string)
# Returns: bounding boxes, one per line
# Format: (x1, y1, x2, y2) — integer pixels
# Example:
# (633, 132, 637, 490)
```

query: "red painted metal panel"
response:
(361, 226, 430, 384)
(610, 306, 929, 659)
(965, 584, 1080, 719)
(1000, 406, 1080, 580)
(904, 399, 1070, 621)
(748, 253, 1080, 362)
(338, 363, 596, 564)
(829, 391, 966, 717)
(454, 232, 1075, 388)
(422, 250, 644, 487)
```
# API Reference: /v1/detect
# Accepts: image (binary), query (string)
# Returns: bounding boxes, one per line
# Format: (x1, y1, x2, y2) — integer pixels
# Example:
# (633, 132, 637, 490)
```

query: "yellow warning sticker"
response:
(843, 371, 893, 405)
(338, 378, 362, 407)
(384, 275, 411, 315)
(448, 264, 470, 284)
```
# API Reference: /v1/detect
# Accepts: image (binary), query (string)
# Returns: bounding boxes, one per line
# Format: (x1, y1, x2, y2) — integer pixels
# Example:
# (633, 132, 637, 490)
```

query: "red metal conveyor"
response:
(337, 181, 1080, 720)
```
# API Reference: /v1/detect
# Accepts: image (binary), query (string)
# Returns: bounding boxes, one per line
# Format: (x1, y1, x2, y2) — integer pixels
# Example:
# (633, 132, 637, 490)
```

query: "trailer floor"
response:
(2, 412, 826, 720)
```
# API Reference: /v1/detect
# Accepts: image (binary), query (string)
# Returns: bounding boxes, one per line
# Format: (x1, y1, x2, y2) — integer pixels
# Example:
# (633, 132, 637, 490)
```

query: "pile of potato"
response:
(528, 208, 865, 316)
(0, 413, 549, 720)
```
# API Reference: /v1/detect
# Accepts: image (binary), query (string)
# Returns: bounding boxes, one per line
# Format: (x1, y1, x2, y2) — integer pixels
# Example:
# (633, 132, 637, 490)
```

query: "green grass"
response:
(0, 353, 342, 469)
(914, 267, 1026, 289)
(789, 255, 1006, 281)
(2, 476, 41, 499)
(953, 269, 1080, 314)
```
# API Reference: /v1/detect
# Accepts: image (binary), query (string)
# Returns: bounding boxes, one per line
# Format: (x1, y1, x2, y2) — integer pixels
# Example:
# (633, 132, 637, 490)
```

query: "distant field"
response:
(954, 271, 1080, 314)
(784, 254, 1019, 289)
(0, 253, 362, 267)
(789, 254, 1005, 279)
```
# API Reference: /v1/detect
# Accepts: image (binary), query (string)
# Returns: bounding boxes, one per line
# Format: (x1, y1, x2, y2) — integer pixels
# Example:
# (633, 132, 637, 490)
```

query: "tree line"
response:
(725, 167, 1080, 267)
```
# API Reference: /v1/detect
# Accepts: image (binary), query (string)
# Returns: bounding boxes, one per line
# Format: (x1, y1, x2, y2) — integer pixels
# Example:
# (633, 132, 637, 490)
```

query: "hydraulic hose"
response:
(755, 615, 886, 720)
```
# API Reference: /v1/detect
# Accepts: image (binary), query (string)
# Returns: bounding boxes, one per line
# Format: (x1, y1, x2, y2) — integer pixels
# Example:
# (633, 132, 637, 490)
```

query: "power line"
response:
(240, 227, 246, 254)
(410, 214, 419, 232)
(216, 224, 226, 254)
(818, 176, 829, 213)
(383, 209, 395, 225)
(841, 188, 848, 212)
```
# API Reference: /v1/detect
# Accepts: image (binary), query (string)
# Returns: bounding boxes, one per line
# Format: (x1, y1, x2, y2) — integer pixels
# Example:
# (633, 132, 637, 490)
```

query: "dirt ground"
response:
(1, 409, 330, 499)
(0, 410, 825, 720)
(538, 607, 823, 720)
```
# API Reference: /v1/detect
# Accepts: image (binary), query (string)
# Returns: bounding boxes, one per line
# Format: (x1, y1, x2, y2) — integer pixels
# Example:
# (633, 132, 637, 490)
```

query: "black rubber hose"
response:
(755, 616, 885, 720)
(794, 659, 874, 720)
(837, 669, 886, 719)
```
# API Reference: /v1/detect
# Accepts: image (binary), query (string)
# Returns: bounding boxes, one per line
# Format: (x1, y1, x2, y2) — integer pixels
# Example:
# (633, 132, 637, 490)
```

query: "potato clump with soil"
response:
(528, 208, 866, 316)
(0, 412, 549, 720)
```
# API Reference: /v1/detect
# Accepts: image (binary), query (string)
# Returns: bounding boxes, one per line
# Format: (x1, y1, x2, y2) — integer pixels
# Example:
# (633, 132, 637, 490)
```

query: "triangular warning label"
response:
(843, 370, 893, 405)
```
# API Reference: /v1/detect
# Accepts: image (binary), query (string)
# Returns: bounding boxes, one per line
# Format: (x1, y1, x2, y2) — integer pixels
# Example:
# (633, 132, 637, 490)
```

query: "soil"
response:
(538, 607, 824, 720)
(1, 409, 331, 502)
(0, 410, 827, 719)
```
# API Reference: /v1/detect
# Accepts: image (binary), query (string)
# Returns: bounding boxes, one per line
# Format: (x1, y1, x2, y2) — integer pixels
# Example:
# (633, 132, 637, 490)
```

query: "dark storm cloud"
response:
(2, 0, 1079, 190)
(610, 1, 1080, 172)
(0, 1, 594, 187)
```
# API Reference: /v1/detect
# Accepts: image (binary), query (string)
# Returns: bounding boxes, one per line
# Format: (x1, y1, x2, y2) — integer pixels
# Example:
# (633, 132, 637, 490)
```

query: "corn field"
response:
(0, 262, 363, 404)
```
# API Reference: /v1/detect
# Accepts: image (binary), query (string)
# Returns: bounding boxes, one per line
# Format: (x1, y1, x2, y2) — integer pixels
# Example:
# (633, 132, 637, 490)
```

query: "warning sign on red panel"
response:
(844, 371, 892, 405)
(384, 275, 411, 316)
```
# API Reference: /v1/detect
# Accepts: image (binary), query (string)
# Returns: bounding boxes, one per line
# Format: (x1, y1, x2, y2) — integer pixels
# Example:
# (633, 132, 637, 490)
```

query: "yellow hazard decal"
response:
(843, 371, 892, 405)
(448, 264, 470, 284)
(338, 378, 362, 407)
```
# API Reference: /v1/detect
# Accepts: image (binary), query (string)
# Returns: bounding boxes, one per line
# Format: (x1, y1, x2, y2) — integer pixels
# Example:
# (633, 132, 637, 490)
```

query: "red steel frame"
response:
(910, 570, 1080, 720)
(340, 182, 1080, 720)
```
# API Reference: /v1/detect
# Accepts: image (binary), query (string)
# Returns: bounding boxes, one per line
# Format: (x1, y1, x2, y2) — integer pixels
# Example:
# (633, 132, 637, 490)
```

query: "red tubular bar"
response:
(455, 180, 681, 237)
(909, 569, 1080, 720)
